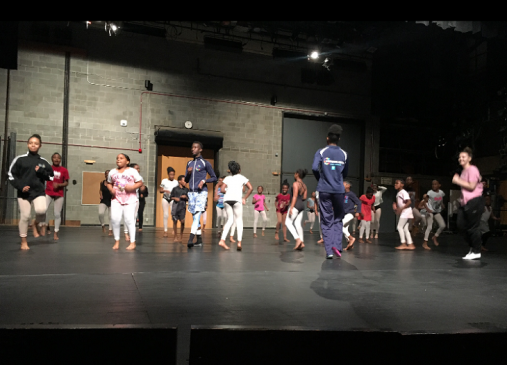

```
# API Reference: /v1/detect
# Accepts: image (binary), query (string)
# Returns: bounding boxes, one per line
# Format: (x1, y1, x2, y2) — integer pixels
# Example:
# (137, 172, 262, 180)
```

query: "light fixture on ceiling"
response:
(105, 21, 119, 36)
(308, 50, 320, 60)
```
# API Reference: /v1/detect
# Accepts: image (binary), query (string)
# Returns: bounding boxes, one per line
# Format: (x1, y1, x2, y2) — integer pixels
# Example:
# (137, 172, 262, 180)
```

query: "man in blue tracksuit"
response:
(185, 141, 217, 248)
(312, 124, 349, 259)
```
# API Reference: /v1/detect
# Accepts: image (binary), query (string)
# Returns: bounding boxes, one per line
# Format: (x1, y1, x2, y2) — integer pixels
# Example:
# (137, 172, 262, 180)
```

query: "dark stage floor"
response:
(1, 225, 507, 363)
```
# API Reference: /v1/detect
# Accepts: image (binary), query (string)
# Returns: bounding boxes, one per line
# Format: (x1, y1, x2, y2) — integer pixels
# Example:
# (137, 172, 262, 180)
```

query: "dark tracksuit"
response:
(312, 145, 349, 254)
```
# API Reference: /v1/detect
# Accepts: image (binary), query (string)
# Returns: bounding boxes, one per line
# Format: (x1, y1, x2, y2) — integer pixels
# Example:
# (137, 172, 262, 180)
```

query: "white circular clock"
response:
(185, 121, 193, 129)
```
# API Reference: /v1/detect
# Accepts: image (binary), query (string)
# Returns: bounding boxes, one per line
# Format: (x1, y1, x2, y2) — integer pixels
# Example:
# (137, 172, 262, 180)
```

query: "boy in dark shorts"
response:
(170, 175, 189, 242)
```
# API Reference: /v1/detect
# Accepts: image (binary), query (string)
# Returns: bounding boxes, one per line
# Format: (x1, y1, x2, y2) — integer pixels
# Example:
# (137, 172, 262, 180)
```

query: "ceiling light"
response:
(105, 21, 119, 36)
(309, 51, 319, 60)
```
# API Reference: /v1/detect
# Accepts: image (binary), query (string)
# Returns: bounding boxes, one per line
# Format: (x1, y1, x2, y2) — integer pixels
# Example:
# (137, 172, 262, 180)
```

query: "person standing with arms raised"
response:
(185, 141, 217, 248)
(312, 124, 349, 259)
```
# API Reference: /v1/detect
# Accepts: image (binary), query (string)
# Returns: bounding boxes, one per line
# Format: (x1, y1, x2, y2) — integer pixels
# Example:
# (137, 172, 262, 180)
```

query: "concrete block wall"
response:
(1, 22, 374, 227)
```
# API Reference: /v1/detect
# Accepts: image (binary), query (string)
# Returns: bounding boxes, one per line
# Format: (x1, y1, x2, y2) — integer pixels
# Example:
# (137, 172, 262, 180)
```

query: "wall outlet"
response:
(120, 120, 127, 127)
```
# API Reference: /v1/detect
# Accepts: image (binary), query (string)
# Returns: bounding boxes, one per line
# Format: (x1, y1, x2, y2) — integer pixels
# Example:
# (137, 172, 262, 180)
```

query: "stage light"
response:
(309, 51, 320, 60)
(85, 21, 91, 29)
(105, 21, 119, 36)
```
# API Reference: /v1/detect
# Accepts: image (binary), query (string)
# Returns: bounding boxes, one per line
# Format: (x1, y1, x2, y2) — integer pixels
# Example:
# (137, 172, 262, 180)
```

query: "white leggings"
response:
(253, 210, 267, 233)
(342, 213, 354, 239)
(45, 195, 64, 232)
(409, 208, 423, 228)
(305, 211, 316, 229)
(371, 207, 381, 234)
(18, 196, 47, 238)
(221, 201, 243, 241)
(98, 203, 111, 228)
(111, 200, 137, 242)
(162, 199, 174, 232)
(124, 200, 139, 234)
(424, 213, 446, 240)
(397, 217, 413, 244)
(216, 206, 226, 228)
(359, 220, 371, 239)
(285, 208, 304, 241)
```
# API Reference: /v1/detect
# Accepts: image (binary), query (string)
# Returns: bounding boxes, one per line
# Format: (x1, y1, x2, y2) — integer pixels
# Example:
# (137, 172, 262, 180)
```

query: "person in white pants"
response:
(393, 178, 415, 250)
(107, 153, 143, 250)
(43, 152, 69, 241)
(304, 192, 317, 233)
(342, 181, 362, 251)
(252, 186, 269, 237)
(218, 161, 253, 250)
(370, 183, 387, 239)
(422, 180, 447, 250)
(160, 167, 178, 238)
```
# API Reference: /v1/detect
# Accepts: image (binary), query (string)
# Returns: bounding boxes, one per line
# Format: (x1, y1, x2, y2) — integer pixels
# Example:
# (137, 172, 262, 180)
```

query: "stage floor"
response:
(1, 225, 507, 361)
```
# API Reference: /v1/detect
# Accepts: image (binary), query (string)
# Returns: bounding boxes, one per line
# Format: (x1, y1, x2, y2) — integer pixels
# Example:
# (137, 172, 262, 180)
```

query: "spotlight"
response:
(105, 21, 119, 36)
(85, 21, 91, 29)
(322, 57, 333, 71)
(308, 51, 320, 60)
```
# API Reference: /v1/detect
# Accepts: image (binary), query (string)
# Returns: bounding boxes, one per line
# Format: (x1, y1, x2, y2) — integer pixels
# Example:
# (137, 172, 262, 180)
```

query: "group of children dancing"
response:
(8, 131, 496, 260)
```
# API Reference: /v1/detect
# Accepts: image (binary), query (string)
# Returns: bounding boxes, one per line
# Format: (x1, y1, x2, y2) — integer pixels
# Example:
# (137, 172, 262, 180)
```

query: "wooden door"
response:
(156, 146, 215, 229)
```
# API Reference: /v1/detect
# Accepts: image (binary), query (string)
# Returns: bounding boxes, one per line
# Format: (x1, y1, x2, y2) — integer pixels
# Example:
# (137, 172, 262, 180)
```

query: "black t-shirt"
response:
(170, 186, 189, 214)
(100, 180, 112, 206)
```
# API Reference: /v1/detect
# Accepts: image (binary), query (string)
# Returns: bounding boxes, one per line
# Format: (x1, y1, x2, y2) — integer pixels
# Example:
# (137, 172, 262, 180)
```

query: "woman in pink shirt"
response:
(107, 153, 143, 250)
(252, 186, 269, 237)
(452, 147, 484, 260)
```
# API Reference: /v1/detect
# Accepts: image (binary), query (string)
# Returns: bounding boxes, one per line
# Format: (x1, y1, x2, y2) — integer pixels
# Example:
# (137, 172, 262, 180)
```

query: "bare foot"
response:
(108, 230, 113, 236)
(54, 232, 59, 241)
(39, 225, 46, 237)
(294, 239, 303, 250)
(126, 242, 136, 250)
(275, 232, 279, 240)
(317, 238, 324, 244)
(253, 233, 258, 238)
(405, 244, 415, 250)
(138, 228, 143, 232)
(284, 238, 290, 242)
(20, 238, 30, 250)
(309, 230, 313, 234)
(262, 230, 265, 236)
(395, 243, 408, 250)
(125, 233, 130, 242)
(422, 241, 431, 250)
(32, 222, 40, 238)
(299, 242, 305, 250)
(47, 228, 51, 235)
(358, 238, 365, 243)
(366, 239, 372, 243)
(230, 236, 236, 243)
(112, 241, 120, 250)
(237, 242, 242, 251)
(374, 234, 378, 239)
(163, 231, 168, 238)
(219, 240, 230, 250)
(432, 236, 440, 246)
(102, 226, 106, 233)
(345, 236, 355, 250)
(174, 236, 179, 242)
(481, 245, 488, 252)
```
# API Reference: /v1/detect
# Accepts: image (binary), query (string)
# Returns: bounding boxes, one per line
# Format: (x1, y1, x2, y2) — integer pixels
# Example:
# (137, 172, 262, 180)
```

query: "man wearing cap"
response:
(312, 124, 349, 259)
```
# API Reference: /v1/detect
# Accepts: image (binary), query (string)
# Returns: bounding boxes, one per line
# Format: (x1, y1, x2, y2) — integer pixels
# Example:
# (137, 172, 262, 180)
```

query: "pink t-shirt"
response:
(396, 189, 414, 219)
(460, 165, 483, 206)
(107, 167, 142, 205)
(253, 194, 266, 211)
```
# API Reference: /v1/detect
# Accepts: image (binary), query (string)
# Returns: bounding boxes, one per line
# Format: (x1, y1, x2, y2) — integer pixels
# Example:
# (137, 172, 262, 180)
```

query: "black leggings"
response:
(138, 199, 146, 229)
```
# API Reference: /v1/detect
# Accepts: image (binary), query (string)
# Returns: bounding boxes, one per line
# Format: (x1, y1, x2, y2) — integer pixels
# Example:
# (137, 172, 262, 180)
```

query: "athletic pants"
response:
(457, 196, 484, 254)
(424, 212, 446, 241)
(162, 199, 173, 232)
(342, 213, 354, 239)
(371, 207, 381, 235)
(306, 211, 316, 230)
(359, 220, 371, 239)
(45, 195, 64, 232)
(397, 217, 413, 244)
(17, 196, 47, 238)
(253, 210, 267, 233)
(221, 201, 243, 241)
(111, 200, 136, 242)
(318, 192, 345, 254)
(138, 199, 145, 229)
(98, 203, 111, 228)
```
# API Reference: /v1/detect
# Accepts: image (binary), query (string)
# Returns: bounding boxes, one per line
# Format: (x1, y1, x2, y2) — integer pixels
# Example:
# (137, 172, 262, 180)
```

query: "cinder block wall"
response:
(0, 22, 373, 227)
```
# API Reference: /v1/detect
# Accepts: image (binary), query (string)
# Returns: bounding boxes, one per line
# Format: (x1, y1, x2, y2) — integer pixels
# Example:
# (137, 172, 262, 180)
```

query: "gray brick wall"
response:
(1, 23, 374, 227)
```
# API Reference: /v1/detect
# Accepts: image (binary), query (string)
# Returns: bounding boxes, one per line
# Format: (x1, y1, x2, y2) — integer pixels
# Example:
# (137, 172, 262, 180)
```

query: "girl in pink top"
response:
(358, 187, 375, 243)
(107, 153, 143, 250)
(452, 147, 484, 260)
(252, 186, 269, 237)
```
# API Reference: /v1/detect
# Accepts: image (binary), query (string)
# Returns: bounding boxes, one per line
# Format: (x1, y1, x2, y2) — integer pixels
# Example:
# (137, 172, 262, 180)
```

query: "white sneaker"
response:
(462, 252, 481, 260)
